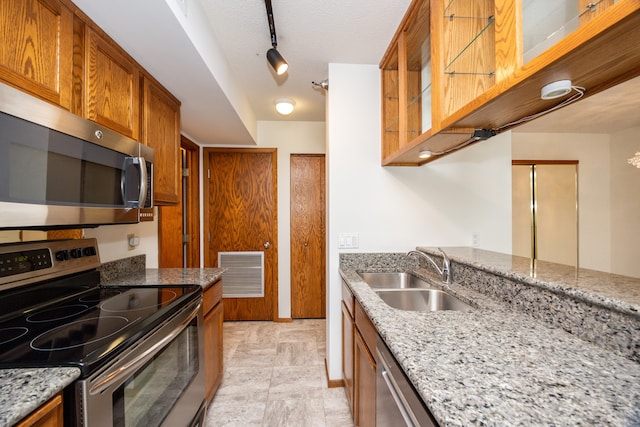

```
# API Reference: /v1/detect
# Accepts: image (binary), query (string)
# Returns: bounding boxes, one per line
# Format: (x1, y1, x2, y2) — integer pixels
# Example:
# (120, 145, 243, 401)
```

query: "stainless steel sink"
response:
(375, 289, 473, 312)
(358, 272, 432, 289)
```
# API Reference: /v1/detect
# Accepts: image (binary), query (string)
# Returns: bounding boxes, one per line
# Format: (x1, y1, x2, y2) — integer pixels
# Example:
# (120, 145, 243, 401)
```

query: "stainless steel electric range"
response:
(0, 238, 205, 427)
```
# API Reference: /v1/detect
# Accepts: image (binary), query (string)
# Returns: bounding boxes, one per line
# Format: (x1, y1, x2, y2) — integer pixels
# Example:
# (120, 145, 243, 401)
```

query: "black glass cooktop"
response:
(0, 277, 201, 377)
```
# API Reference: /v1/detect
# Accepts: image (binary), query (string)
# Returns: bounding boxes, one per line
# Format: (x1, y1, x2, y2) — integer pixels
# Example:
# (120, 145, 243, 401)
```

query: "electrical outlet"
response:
(127, 234, 139, 250)
(472, 232, 479, 247)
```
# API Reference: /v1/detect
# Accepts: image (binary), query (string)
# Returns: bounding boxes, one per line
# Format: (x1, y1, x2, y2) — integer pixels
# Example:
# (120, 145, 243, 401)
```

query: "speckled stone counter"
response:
(0, 368, 79, 427)
(101, 266, 226, 291)
(340, 251, 640, 426)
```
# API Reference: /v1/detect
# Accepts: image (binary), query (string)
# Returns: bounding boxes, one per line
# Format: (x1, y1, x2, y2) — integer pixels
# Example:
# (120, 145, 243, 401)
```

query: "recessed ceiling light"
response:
(275, 98, 295, 115)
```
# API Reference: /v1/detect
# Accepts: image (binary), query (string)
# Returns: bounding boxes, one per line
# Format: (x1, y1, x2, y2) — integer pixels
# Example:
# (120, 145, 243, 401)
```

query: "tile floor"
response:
(205, 319, 354, 427)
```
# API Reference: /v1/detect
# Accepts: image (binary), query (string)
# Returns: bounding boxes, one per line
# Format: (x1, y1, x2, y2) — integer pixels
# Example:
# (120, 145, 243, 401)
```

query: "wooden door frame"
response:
(203, 147, 279, 321)
(157, 135, 200, 268)
(182, 135, 200, 267)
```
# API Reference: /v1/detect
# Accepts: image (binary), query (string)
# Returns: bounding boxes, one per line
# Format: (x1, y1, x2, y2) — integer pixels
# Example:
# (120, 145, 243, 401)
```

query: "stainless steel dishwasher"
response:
(376, 338, 438, 427)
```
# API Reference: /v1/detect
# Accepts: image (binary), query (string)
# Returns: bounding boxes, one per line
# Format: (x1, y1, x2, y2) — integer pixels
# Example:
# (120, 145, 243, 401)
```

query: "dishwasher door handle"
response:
(378, 349, 419, 427)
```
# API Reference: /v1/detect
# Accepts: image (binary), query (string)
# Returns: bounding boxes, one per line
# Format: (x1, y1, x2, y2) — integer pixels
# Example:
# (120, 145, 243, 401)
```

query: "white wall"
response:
(83, 216, 160, 267)
(257, 121, 326, 319)
(610, 126, 640, 277)
(511, 132, 612, 272)
(325, 63, 512, 380)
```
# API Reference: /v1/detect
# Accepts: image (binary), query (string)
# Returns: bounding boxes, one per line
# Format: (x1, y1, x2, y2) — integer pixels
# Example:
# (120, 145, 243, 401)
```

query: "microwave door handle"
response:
(120, 157, 147, 208)
(136, 157, 148, 208)
(120, 157, 133, 207)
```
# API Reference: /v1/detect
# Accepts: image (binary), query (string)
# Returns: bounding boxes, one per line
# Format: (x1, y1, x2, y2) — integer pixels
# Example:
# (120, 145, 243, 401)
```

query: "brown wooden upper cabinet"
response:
(0, 0, 74, 110)
(85, 27, 140, 141)
(381, 0, 640, 166)
(142, 76, 181, 205)
(1, 0, 182, 206)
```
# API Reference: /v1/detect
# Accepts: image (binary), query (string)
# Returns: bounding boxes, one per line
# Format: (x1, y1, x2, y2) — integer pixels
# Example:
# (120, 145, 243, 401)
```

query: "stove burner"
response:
(0, 327, 28, 346)
(26, 304, 89, 323)
(31, 316, 133, 351)
(78, 288, 122, 304)
(100, 290, 178, 312)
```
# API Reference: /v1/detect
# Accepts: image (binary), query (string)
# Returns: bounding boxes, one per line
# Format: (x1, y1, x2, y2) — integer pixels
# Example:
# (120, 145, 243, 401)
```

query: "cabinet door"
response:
(204, 300, 224, 403)
(85, 27, 140, 140)
(16, 392, 63, 427)
(341, 302, 354, 415)
(142, 77, 181, 205)
(355, 330, 376, 427)
(0, 0, 73, 109)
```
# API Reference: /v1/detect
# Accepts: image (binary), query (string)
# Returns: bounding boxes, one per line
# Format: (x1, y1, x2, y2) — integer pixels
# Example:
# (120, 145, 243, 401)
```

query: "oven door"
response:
(75, 298, 205, 427)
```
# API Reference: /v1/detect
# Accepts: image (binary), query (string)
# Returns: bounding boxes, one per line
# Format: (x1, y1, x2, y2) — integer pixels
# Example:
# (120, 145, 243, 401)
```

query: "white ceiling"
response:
(72, 0, 412, 145)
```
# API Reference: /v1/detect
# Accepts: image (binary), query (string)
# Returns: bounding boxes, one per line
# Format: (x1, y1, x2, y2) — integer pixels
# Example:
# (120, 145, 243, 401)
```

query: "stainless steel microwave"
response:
(0, 83, 154, 230)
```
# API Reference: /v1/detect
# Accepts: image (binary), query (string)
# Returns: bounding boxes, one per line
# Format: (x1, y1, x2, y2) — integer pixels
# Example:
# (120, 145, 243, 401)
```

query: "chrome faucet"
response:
(407, 249, 451, 285)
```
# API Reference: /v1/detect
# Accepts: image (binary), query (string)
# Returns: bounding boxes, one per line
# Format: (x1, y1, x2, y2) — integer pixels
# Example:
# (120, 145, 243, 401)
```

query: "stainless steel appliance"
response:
(376, 338, 437, 427)
(0, 239, 205, 427)
(0, 82, 154, 229)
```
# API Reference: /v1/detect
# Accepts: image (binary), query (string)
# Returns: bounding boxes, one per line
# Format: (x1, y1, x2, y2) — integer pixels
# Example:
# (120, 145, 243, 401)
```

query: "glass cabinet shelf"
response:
(443, 15, 495, 75)
(522, 0, 617, 64)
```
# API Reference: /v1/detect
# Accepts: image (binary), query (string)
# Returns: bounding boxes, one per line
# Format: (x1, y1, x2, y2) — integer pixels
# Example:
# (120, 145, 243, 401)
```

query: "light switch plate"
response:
(338, 233, 359, 249)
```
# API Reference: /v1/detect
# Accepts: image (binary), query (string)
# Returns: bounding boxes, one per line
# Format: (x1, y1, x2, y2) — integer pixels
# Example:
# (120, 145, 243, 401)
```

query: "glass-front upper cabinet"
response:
(522, 0, 618, 64)
(381, 48, 399, 160)
(438, 0, 496, 120)
(405, 0, 431, 140)
(380, 0, 432, 162)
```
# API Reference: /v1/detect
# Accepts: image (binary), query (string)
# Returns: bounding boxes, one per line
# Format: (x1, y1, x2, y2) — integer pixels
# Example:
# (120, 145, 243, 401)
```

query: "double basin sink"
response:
(358, 272, 472, 312)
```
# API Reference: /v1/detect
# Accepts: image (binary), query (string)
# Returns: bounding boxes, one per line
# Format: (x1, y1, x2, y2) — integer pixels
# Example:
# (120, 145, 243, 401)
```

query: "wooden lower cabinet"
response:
(342, 301, 354, 414)
(355, 330, 376, 427)
(354, 301, 377, 427)
(203, 279, 224, 403)
(16, 392, 63, 427)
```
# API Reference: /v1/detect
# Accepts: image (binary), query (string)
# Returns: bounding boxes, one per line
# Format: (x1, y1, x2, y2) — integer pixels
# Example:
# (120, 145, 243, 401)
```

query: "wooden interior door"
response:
(290, 154, 326, 318)
(204, 148, 277, 321)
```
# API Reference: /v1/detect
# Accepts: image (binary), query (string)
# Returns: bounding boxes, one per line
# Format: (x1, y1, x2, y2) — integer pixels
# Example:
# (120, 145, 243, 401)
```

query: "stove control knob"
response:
(55, 250, 69, 261)
(70, 248, 83, 259)
(83, 247, 96, 257)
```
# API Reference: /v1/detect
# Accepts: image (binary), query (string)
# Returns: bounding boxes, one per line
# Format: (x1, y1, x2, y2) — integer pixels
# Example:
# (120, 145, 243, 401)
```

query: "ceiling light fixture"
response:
(275, 98, 295, 115)
(541, 80, 573, 100)
(264, 0, 288, 75)
(628, 152, 640, 168)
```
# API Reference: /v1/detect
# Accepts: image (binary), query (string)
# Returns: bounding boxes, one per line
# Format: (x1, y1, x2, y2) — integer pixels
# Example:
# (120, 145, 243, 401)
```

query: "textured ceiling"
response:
(199, 0, 413, 122)
(71, 0, 412, 144)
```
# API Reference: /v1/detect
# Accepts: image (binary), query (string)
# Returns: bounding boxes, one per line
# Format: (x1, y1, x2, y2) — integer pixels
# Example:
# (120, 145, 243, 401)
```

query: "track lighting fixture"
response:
(267, 48, 288, 75)
(264, 0, 288, 75)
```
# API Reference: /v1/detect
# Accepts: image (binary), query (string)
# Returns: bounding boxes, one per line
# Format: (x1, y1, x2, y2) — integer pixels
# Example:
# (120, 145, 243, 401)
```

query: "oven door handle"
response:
(89, 301, 200, 395)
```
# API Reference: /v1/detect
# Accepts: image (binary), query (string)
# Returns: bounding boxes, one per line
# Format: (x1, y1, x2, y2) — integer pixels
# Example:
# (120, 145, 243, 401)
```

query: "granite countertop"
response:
(101, 267, 226, 291)
(0, 368, 79, 427)
(422, 246, 640, 316)
(340, 257, 640, 426)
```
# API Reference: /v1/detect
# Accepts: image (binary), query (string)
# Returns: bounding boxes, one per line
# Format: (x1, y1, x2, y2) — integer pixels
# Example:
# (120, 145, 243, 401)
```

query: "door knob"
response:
(263, 242, 271, 249)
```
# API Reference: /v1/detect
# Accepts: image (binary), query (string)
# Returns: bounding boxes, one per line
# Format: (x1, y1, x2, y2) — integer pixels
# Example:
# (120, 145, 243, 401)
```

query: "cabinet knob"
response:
(263, 242, 271, 249)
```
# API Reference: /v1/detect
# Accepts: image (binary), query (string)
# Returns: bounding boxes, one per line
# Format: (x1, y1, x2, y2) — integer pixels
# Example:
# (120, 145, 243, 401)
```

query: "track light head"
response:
(267, 48, 288, 75)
